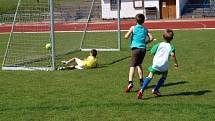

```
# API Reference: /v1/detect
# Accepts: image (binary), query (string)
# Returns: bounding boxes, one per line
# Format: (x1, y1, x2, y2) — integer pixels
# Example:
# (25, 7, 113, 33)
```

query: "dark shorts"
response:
(130, 48, 146, 67)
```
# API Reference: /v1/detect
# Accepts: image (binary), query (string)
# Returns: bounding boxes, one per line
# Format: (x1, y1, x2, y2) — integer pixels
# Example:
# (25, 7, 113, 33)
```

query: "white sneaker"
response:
(58, 67, 66, 70)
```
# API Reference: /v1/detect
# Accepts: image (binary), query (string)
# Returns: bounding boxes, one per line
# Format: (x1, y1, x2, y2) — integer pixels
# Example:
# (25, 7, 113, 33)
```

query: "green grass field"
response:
(0, 30, 215, 121)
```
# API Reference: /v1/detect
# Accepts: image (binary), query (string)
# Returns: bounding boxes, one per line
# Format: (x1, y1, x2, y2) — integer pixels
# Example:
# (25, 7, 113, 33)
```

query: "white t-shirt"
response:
(152, 42, 174, 72)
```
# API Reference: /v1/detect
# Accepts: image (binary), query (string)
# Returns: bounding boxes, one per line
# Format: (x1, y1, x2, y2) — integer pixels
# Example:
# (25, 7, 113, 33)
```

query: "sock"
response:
(153, 77, 166, 91)
(139, 78, 143, 86)
(66, 61, 69, 65)
(141, 77, 152, 91)
(128, 81, 133, 85)
(139, 78, 143, 83)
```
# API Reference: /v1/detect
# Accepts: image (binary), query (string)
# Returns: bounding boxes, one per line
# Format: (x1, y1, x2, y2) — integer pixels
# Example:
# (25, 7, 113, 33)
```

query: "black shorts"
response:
(130, 48, 146, 67)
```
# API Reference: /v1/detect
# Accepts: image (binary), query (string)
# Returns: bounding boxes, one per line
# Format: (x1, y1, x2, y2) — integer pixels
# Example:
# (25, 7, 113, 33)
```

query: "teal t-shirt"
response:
(130, 24, 148, 48)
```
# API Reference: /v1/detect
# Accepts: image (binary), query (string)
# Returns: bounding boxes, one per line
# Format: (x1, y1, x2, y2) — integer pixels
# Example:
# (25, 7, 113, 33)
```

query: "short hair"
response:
(163, 29, 174, 42)
(135, 13, 145, 24)
(91, 49, 97, 57)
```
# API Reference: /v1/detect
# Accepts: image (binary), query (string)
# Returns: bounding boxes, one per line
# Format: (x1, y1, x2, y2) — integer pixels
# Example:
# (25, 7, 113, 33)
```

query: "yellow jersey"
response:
(82, 56, 97, 69)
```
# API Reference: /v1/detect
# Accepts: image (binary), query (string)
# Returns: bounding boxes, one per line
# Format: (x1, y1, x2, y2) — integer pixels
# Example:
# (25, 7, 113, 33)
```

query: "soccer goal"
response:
(55, 0, 121, 51)
(2, 0, 121, 71)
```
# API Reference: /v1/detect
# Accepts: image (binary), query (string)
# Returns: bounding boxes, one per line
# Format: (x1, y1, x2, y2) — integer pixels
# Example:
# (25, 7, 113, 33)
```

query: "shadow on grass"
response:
(144, 90, 212, 100)
(149, 80, 188, 88)
(97, 56, 131, 68)
(131, 81, 188, 93)
(164, 90, 212, 96)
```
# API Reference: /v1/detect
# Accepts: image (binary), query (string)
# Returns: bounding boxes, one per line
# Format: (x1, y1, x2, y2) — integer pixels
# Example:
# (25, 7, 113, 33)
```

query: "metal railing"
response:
(182, 1, 215, 18)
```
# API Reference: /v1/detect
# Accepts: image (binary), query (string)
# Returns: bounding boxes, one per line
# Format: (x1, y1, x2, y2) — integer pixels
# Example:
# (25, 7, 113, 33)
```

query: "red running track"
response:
(1, 19, 215, 33)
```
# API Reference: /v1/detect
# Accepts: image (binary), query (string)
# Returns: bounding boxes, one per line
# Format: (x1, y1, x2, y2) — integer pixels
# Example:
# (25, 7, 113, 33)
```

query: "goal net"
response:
(2, 0, 121, 71)
(55, 0, 121, 51)
(2, 0, 54, 71)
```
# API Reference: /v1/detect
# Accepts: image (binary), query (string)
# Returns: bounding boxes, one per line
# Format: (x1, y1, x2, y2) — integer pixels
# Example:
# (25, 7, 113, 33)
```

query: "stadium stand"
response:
(182, 0, 215, 18)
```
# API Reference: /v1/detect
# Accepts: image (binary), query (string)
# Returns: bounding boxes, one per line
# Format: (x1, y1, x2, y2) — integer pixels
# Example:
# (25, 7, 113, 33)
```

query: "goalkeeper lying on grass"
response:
(59, 49, 97, 70)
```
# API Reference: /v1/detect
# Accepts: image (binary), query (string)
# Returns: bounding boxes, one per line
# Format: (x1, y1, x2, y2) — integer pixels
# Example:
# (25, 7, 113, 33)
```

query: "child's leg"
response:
(140, 72, 153, 92)
(62, 57, 76, 65)
(153, 72, 168, 92)
(126, 48, 145, 92)
(137, 65, 143, 86)
(125, 67, 135, 92)
(137, 72, 153, 99)
(128, 67, 135, 82)
(66, 65, 76, 69)
(74, 58, 84, 66)
(67, 57, 76, 64)
(128, 48, 141, 83)
(74, 58, 84, 69)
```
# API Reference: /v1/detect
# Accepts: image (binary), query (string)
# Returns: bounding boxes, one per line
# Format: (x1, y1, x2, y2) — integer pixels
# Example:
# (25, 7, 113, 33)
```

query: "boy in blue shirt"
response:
(137, 29, 178, 99)
(124, 13, 154, 92)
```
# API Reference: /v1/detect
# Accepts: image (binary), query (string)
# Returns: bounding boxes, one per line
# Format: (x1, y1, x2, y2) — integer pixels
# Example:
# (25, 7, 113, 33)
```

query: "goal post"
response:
(50, 0, 56, 70)
(79, 0, 121, 51)
(1, 0, 121, 71)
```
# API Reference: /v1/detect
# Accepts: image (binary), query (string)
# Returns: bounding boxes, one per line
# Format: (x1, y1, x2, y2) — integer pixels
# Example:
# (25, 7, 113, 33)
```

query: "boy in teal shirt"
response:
(137, 29, 178, 99)
(124, 13, 154, 92)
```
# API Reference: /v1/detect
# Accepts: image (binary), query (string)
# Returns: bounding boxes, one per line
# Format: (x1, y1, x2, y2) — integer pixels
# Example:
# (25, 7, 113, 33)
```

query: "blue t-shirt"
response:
(130, 24, 148, 49)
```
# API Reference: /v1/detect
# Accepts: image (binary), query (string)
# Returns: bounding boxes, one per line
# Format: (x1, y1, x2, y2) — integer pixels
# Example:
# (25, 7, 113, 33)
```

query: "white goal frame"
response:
(2, 0, 121, 71)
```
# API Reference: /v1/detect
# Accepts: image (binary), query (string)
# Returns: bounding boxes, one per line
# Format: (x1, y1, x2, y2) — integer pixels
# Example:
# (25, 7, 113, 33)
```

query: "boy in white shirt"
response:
(137, 29, 178, 99)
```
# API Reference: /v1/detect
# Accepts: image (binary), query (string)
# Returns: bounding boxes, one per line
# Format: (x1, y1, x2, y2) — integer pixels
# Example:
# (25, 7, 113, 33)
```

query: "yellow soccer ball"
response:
(45, 43, 51, 50)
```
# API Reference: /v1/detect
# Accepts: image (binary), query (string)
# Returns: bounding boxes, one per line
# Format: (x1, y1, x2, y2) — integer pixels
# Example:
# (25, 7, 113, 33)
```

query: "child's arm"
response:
(124, 26, 134, 39)
(146, 31, 154, 44)
(171, 52, 178, 68)
(86, 56, 91, 61)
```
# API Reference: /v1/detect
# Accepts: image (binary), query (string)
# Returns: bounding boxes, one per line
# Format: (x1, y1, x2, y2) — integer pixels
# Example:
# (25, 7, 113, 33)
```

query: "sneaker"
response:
(125, 83, 133, 92)
(61, 61, 68, 65)
(152, 89, 161, 97)
(137, 90, 143, 99)
(58, 67, 66, 70)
